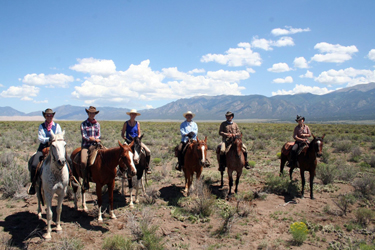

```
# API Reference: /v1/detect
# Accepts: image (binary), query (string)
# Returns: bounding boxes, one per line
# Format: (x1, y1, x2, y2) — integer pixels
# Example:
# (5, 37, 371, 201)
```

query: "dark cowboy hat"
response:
(295, 115, 305, 122)
(42, 108, 55, 117)
(85, 106, 100, 114)
(225, 111, 234, 117)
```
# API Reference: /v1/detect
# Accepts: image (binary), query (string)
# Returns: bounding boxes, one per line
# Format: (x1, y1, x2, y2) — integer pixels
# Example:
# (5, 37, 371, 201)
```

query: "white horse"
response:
(36, 131, 69, 239)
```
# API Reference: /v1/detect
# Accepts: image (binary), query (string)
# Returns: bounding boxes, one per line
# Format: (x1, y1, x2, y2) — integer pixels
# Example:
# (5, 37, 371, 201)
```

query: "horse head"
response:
(118, 141, 137, 177)
(130, 135, 143, 165)
(49, 130, 67, 168)
(231, 134, 243, 158)
(311, 134, 325, 157)
(195, 136, 207, 167)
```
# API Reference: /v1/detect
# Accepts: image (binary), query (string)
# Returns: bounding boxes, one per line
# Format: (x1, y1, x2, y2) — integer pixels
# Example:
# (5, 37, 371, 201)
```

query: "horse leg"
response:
(44, 193, 53, 239)
(184, 171, 189, 194)
(36, 186, 43, 219)
(108, 181, 116, 219)
(140, 175, 146, 197)
(81, 188, 88, 212)
(128, 178, 134, 208)
(96, 185, 103, 222)
(289, 167, 294, 180)
(300, 170, 305, 199)
(280, 154, 287, 176)
(235, 171, 242, 194)
(228, 170, 233, 196)
(220, 171, 224, 188)
(188, 172, 193, 196)
(55, 193, 64, 232)
(135, 178, 140, 204)
(309, 170, 315, 200)
(121, 174, 126, 196)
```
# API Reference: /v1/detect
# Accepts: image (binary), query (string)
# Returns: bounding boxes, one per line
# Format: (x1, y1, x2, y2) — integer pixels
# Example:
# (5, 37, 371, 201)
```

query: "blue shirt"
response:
(180, 120, 198, 143)
(126, 121, 139, 140)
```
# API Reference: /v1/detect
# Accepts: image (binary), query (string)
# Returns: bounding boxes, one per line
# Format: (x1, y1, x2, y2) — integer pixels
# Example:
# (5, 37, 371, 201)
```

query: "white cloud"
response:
(267, 63, 291, 73)
(294, 57, 309, 68)
(271, 26, 311, 36)
(33, 100, 48, 104)
(272, 84, 332, 96)
(0, 84, 4, 87)
(272, 76, 293, 84)
(200, 43, 262, 66)
(145, 105, 153, 109)
(311, 42, 358, 63)
(315, 67, 375, 86)
(0, 85, 39, 100)
(70, 57, 116, 75)
(72, 59, 248, 105)
(300, 70, 314, 78)
(368, 49, 375, 61)
(251, 36, 294, 51)
(188, 68, 205, 74)
(21, 73, 74, 88)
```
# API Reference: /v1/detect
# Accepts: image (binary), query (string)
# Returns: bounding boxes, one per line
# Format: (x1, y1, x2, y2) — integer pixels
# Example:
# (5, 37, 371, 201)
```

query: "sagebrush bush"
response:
(333, 193, 356, 216)
(355, 208, 374, 227)
(350, 146, 362, 162)
(102, 235, 135, 250)
(332, 140, 353, 153)
(263, 173, 299, 197)
(352, 175, 375, 198)
(50, 237, 84, 250)
(316, 163, 337, 185)
(336, 162, 357, 182)
(0, 163, 29, 199)
(365, 155, 375, 168)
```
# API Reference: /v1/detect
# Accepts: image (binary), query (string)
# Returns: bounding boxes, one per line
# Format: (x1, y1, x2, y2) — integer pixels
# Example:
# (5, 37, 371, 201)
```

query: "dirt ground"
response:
(0, 160, 373, 250)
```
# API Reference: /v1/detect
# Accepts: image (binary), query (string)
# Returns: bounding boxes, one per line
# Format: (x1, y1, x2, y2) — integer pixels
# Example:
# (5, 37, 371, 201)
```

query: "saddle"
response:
(282, 142, 309, 156)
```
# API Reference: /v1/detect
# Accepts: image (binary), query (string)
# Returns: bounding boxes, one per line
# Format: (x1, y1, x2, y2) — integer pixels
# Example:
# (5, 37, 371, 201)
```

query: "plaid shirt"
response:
(81, 119, 101, 148)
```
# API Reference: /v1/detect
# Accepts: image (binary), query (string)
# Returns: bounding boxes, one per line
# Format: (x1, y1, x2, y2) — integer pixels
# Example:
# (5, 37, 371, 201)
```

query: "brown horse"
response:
(279, 134, 325, 199)
(70, 141, 136, 221)
(183, 136, 207, 195)
(217, 134, 245, 195)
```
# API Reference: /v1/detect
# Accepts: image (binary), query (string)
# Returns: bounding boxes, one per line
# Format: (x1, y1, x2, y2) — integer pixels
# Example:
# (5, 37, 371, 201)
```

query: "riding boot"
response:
(27, 167, 36, 195)
(145, 155, 151, 174)
(287, 150, 297, 168)
(175, 151, 183, 171)
(82, 166, 90, 190)
(244, 151, 250, 169)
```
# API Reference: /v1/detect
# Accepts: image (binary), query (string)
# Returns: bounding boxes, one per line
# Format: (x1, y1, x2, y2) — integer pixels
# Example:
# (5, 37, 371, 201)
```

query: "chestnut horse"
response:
(70, 141, 136, 221)
(279, 134, 325, 199)
(121, 135, 149, 207)
(183, 136, 207, 195)
(217, 134, 245, 195)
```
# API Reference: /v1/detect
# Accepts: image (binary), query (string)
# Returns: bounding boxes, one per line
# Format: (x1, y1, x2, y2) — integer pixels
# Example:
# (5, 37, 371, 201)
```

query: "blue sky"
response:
(1, 1, 375, 113)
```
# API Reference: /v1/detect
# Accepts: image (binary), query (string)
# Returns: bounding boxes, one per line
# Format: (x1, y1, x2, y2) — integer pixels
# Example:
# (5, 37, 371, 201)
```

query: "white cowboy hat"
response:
(183, 111, 195, 118)
(126, 109, 141, 116)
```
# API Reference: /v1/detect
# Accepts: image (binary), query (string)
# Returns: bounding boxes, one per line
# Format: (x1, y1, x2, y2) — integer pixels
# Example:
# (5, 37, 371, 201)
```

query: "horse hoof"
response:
(37, 213, 42, 220)
(44, 234, 51, 240)
(129, 203, 134, 208)
(56, 226, 62, 231)
(98, 218, 103, 222)
(135, 200, 139, 204)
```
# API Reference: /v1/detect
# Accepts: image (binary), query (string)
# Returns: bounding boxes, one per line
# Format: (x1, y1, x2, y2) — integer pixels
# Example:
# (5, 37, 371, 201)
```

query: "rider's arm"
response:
(293, 126, 308, 142)
(121, 122, 127, 140)
(219, 122, 228, 137)
(234, 123, 241, 136)
(55, 123, 62, 134)
(81, 122, 90, 142)
(38, 124, 49, 144)
(137, 122, 141, 137)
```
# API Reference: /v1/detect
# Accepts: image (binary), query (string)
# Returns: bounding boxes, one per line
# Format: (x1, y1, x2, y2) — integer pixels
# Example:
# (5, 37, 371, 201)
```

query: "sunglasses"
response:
(45, 114, 54, 117)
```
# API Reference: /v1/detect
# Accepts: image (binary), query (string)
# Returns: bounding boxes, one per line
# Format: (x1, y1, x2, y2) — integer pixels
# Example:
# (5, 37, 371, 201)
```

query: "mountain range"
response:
(1, 82, 375, 121)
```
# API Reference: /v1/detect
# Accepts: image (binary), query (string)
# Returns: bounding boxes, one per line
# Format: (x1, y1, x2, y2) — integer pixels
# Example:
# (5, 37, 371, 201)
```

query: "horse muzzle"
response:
(57, 160, 66, 168)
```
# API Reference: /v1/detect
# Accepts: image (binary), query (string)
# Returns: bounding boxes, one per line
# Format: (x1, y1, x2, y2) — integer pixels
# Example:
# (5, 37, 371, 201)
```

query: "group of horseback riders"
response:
(27, 106, 311, 195)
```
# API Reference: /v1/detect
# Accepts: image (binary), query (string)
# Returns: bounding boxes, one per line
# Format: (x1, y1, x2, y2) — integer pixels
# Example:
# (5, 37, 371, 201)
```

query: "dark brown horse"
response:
(183, 136, 207, 195)
(280, 134, 325, 199)
(70, 141, 136, 221)
(217, 134, 245, 195)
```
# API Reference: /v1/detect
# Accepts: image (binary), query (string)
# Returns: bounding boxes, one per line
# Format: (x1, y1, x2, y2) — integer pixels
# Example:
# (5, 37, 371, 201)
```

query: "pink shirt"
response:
(293, 125, 311, 141)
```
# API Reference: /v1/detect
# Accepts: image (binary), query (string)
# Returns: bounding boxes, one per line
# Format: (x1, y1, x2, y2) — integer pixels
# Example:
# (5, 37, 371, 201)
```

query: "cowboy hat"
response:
(295, 115, 305, 122)
(42, 108, 55, 117)
(85, 106, 99, 114)
(225, 111, 234, 117)
(183, 111, 195, 118)
(126, 109, 141, 116)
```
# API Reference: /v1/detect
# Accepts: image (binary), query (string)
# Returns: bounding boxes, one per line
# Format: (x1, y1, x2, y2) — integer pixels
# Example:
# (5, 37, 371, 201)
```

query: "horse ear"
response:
(129, 140, 134, 147)
(204, 136, 207, 143)
(322, 134, 325, 139)
(62, 130, 65, 137)
(140, 134, 144, 140)
(312, 133, 316, 139)
(129, 135, 134, 140)
(118, 140, 123, 147)
(196, 136, 199, 141)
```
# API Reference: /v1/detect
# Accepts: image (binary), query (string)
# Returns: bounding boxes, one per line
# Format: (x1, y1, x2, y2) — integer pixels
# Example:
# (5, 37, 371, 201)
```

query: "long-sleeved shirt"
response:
(219, 121, 240, 141)
(81, 119, 101, 148)
(180, 120, 198, 143)
(293, 124, 311, 142)
(37, 122, 62, 150)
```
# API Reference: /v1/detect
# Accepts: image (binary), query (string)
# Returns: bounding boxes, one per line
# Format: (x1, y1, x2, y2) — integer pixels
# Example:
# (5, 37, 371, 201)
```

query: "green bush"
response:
(336, 162, 357, 182)
(333, 193, 356, 216)
(353, 175, 375, 198)
(263, 173, 299, 197)
(316, 163, 337, 185)
(0, 163, 29, 199)
(102, 235, 135, 250)
(332, 140, 353, 153)
(152, 158, 161, 165)
(355, 208, 374, 227)
(290, 222, 308, 245)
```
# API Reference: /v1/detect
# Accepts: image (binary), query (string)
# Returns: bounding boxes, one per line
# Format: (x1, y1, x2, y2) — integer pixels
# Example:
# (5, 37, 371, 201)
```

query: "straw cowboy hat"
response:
(85, 106, 99, 114)
(42, 108, 55, 117)
(225, 111, 234, 117)
(295, 115, 305, 122)
(126, 109, 141, 116)
(183, 111, 195, 118)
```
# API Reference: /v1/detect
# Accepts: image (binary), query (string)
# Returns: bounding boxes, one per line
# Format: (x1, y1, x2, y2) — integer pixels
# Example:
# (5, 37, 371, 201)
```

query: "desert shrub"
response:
(316, 163, 337, 185)
(320, 148, 330, 164)
(144, 186, 161, 205)
(263, 173, 299, 197)
(276, 152, 281, 159)
(50, 237, 84, 250)
(353, 175, 375, 198)
(333, 193, 356, 216)
(248, 160, 256, 168)
(102, 235, 135, 250)
(0, 163, 29, 199)
(0, 151, 16, 168)
(251, 140, 265, 151)
(350, 146, 362, 162)
(332, 140, 353, 153)
(355, 208, 374, 227)
(336, 162, 357, 182)
(365, 155, 375, 168)
(189, 179, 216, 218)
(152, 157, 161, 165)
(290, 222, 308, 245)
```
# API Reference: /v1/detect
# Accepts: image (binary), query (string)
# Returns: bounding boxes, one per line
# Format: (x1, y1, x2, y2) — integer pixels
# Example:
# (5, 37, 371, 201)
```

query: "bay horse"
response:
(217, 134, 245, 195)
(35, 131, 69, 239)
(70, 141, 136, 221)
(121, 135, 148, 207)
(279, 134, 325, 199)
(183, 136, 207, 195)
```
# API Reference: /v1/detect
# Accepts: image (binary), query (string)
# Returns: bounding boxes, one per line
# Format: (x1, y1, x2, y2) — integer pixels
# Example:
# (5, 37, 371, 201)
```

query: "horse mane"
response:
(99, 146, 121, 161)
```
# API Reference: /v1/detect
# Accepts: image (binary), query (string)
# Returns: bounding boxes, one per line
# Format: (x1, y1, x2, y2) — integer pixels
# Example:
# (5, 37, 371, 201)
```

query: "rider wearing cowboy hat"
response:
(28, 108, 62, 195)
(218, 111, 250, 170)
(175, 111, 198, 171)
(80, 106, 101, 190)
(121, 109, 152, 174)
(288, 115, 312, 168)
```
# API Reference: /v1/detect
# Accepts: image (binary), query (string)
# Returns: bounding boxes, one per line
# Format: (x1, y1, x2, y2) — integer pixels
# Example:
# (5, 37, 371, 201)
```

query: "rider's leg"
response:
(288, 143, 299, 167)
(141, 142, 152, 174)
(242, 144, 250, 169)
(80, 148, 90, 190)
(28, 151, 43, 195)
(176, 141, 184, 171)
(218, 143, 226, 171)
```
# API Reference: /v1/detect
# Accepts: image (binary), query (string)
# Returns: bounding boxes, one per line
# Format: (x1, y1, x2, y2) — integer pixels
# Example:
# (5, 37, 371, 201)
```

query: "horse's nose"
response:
(58, 160, 65, 166)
